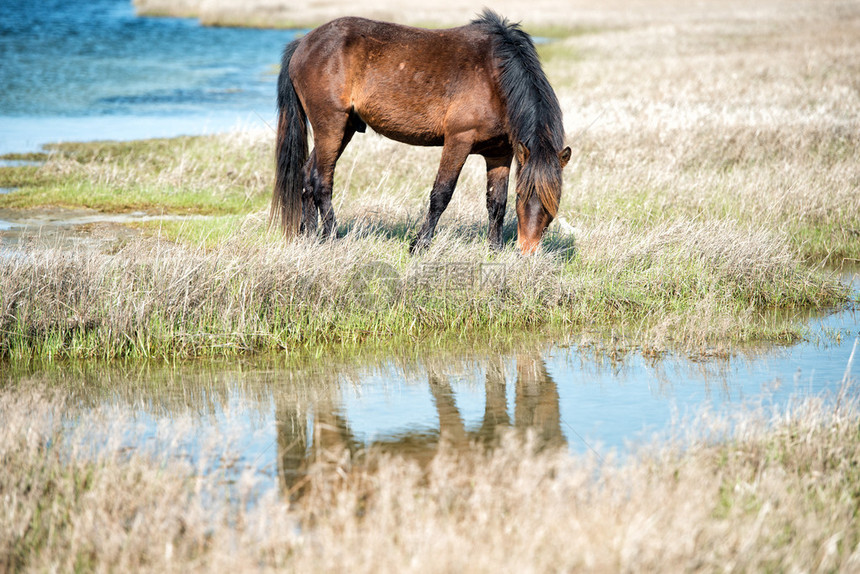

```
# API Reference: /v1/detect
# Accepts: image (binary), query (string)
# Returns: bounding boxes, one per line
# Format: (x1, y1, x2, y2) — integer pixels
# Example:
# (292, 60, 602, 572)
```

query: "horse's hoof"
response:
(409, 236, 430, 254)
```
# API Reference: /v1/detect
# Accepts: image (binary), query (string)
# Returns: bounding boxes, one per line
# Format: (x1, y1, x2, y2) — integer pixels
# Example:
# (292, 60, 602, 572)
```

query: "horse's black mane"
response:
(472, 10, 565, 215)
(471, 10, 564, 158)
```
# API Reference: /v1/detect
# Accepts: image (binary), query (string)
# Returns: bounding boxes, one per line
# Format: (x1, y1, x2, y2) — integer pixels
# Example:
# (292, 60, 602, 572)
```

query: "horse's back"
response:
(290, 17, 507, 148)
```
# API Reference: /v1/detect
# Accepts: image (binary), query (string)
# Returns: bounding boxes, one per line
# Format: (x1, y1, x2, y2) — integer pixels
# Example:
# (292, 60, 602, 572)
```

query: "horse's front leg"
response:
(485, 155, 512, 251)
(410, 136, 473, 253)
(428, 373, 467, 445)
(479, 356, 510, 441)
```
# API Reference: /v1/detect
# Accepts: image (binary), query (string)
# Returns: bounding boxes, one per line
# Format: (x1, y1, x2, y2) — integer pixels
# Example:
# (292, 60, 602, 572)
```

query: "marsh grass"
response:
(0, 128, 851, 358)
(131, 0, 847, 31)
(0, 134, 271, 215)
(550, 5, 860, 265)
(0, 211, 846, 361)
(2, 381, 859, 572)
(1, 0, 857, 359)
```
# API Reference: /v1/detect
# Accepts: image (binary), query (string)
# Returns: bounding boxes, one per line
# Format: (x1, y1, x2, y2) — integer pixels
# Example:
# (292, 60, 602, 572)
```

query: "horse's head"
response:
(514, 142, 572, 254)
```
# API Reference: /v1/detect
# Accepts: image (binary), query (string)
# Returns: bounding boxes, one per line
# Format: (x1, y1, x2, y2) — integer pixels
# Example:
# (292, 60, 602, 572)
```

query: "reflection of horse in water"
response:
(277, 354, 564, 496)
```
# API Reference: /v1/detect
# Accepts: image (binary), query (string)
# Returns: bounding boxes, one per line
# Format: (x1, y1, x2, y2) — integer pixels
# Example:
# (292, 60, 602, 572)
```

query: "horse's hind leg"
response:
(307, 113, 355, 240)
(301, 151, 318, 236)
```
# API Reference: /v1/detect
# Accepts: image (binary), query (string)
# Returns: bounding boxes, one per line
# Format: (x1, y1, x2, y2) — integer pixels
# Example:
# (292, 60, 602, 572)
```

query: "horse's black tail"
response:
(270, 39, 308, 238)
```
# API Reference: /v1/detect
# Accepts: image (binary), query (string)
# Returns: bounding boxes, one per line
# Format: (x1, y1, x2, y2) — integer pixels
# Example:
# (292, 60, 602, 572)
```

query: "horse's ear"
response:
(559, 147, 572, 168)
(515, 142, 530, 166)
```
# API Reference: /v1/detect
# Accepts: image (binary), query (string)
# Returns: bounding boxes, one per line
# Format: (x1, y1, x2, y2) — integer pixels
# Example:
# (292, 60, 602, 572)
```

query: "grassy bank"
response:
(1, 220, 845, 361)
(1, 0, 857, 360)
(3, 383, 859, 571)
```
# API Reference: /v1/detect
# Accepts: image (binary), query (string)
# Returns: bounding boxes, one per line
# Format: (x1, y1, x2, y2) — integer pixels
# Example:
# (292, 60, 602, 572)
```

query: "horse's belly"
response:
(354, 104, 445, 147)
(363, 118, 444, 147)
(354, 95, 504, 148)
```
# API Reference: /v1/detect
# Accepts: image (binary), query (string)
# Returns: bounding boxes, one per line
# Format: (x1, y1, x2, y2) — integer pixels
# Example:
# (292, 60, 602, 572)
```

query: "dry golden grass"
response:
(1, 208, 844, 360)
(3, 381, 859, 572)
(132, 0, 855, 30)
(551, 3, 860, 266)
(4, 0, 857, 358)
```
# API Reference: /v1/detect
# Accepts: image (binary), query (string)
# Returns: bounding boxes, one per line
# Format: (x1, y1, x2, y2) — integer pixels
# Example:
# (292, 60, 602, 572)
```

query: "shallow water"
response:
(5, 273, 856, 497)
(0, 0, 297, 154)
(0, 160, 43, 168)
(0, 206, 212, 252)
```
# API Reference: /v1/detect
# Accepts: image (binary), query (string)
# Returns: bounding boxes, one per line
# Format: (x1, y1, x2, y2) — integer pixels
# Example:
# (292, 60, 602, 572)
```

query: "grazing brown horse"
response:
(271, 10, 571, 254)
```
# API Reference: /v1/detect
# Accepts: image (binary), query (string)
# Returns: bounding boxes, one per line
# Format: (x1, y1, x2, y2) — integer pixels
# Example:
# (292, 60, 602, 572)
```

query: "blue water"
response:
(0, 0, 297, 154)
(13, 273, 854, 498)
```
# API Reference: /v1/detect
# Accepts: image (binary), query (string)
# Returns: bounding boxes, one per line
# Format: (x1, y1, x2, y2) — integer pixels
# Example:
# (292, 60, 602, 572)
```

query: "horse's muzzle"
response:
(517, 235, 542, 255)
